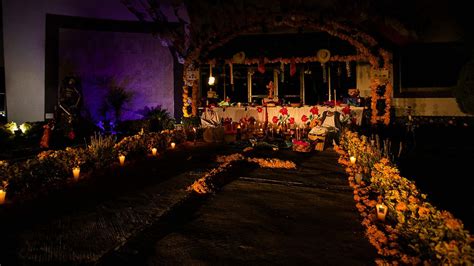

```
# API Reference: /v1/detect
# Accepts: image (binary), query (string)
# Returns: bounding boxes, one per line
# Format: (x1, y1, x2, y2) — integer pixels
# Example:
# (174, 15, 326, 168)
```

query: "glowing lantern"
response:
(0, 189, 6, 204)
(350, 156, 357, 164)
(119, 154, 126, 166)
(376, 203, 388, 221)
(72, 167, 80, 180)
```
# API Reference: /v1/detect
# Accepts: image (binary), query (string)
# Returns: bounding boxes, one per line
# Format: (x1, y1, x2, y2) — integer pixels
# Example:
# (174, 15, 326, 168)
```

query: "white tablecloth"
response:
(214, 105, 364, 126)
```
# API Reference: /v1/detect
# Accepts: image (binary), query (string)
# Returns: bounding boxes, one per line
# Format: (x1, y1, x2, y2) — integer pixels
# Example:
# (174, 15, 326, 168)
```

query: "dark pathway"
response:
(100, 149, 376, 265)
(0, 143, 226, 265)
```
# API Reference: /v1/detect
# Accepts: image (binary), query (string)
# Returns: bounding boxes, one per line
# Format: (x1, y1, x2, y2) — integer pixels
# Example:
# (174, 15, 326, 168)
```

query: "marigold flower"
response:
(396, 202, 407, 212)
(418, 206, 430, 217)
(445, 218, 462, 230)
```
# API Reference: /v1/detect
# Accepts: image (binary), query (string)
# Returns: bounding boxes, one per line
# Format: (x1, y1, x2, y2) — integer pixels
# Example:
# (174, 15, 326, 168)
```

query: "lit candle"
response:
(376, 203, 388, 221)
(171, 142, 176, 149)
(119, 154, 126, 166)
(72, 166, 80, 180)
(237, 102, 241, 107)
(350, 156, 356, 164)
(0, 189, 6, 204)
(151, 148, 157, 156)
(355, 173, 363, 184)
(237, 124, 241, 129)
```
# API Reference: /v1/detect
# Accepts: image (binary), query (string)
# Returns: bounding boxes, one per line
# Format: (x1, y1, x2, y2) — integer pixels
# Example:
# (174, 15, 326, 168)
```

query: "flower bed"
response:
(335, 130, 474, 264)
(0, 130, 185, 203)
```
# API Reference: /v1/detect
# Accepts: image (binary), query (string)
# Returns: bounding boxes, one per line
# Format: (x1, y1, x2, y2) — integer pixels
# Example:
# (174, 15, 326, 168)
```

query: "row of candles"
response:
(236, 122, 309, 140)
(0, 142, 178, 205)
(349, 154, 387, 221)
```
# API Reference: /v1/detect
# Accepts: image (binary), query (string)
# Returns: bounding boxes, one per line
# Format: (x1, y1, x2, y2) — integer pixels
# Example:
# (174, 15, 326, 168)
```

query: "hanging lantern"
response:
(208, 64, 215, 85)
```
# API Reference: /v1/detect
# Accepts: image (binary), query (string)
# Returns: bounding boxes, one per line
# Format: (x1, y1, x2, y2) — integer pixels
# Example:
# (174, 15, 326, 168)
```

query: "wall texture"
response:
(59, 29, 173, 122)
(2, 0, 177, 123)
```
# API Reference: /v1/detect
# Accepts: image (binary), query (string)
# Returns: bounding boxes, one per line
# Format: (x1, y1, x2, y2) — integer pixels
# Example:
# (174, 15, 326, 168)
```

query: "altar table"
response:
(214, 105, 364, 126)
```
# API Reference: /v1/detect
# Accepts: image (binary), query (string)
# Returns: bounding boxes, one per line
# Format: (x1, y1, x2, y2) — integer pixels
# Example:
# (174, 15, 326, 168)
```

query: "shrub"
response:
(87, 133, 117, 169)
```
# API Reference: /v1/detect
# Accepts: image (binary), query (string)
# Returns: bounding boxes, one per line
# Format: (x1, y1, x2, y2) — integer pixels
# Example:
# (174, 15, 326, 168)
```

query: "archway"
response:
(182, 14, 392, 125)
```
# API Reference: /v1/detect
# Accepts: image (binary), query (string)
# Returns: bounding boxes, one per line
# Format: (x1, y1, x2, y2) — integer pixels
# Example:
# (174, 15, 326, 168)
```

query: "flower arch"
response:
(182, 14, 392, 125)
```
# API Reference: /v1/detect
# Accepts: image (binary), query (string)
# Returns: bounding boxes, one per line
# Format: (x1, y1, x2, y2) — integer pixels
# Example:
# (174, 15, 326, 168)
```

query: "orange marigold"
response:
(418, 206, 430, 217)
(445, 218, 463, 230)
(396, 202, 407, 212)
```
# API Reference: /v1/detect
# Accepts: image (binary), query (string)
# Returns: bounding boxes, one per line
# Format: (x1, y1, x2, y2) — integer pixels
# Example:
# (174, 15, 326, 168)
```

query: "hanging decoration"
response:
(192, 81, 199, 116)
(346, 61, 352, 78)
(229, 62, 234, 85)
(258, 57, 265, 74)
(280, 62, 285, 82)
(290, 57, 296, 77)
(322, 63, 327, 83)
(182, 85, 190, 117)
(232, 51, 246, 64)
(317, 49, 330, 84)
(208, 63, 215, 85)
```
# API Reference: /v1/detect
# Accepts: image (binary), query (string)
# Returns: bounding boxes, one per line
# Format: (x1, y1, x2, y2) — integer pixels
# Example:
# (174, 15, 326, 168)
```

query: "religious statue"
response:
(266, 81, 274, 98)
(263, 81, 278, 106)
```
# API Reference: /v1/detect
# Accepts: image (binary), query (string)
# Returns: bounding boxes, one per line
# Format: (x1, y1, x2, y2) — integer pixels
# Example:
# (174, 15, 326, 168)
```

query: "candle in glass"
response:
(350, 156, 356, 164)
(376, 203, 388, 221)
(171, 142, 176, 149)
(0, 189, 6, 204)
(151, 148, 158, 156)
(119, 154, 126, 166)
(72, 166, 80, 180)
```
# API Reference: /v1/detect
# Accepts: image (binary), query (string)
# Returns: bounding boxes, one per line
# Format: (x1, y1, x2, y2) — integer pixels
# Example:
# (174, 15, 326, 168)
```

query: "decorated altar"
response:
(214, 105, 364, 126)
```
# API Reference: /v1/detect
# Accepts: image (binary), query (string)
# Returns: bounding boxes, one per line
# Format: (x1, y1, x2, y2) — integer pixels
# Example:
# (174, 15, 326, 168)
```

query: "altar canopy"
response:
(214, 106, 364, 126)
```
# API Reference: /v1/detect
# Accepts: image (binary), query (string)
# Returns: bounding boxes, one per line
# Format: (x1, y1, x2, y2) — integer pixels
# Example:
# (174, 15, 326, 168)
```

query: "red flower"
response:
(301, 115, 308, 122)
(289, 117, 295, 124)
(279, 107, 288, 116)
(257, 107, 263, 113)
(342, 106, 351, 115)
(310, 106, 319, 115)
(272, 116, 279, 124)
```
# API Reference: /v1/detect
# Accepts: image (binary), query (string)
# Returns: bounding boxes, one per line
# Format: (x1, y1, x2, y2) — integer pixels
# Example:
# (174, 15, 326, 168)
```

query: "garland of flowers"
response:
(182, 85, 190, 117)
(335, 130, 474, 264)
(246, 157, 296, 169)
(188, 153, 297, 194)
(217, 54, 366, 66)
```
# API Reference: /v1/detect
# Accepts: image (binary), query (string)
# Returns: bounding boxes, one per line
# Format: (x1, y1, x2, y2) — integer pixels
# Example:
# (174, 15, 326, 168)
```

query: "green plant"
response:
(97, 76, 134, 122)
(88, 133, 117, 169)
(181, 116, 201, 129)
(139, 105, 175, 131)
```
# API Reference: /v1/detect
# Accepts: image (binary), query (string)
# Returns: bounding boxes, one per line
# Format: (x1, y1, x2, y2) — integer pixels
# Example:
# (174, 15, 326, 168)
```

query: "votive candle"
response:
(350, 156, 356, 164)
(0, 189, 6, 204)
(151, 148, 157, 156)
(119, 154, 126, 166)
(72, 167, 80, 180)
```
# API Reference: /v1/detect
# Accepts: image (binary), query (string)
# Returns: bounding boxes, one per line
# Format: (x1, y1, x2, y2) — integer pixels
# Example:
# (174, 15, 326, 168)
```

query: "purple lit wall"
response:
(59, 29, 174, 121)
(3, 0, 186, 123)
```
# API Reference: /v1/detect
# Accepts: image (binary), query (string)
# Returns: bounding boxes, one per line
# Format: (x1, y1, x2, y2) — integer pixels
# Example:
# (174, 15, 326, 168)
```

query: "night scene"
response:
(1, 0, 474, 265)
